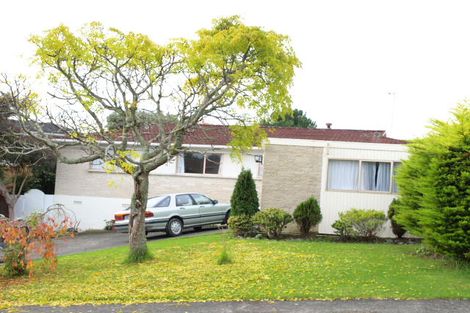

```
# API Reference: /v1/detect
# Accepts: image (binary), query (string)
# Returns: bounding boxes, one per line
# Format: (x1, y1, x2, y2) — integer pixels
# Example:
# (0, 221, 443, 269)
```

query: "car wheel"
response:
(222, 210, 231, 225)
(166, 218, 183, 237)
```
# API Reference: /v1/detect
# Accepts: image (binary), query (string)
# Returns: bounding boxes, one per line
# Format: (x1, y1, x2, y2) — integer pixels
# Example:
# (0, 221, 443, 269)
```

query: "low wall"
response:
(14, 189, 130, 231)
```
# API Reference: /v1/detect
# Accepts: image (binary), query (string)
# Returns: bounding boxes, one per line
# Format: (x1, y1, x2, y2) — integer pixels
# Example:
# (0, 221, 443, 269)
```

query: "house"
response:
(50, 124, 407, 235)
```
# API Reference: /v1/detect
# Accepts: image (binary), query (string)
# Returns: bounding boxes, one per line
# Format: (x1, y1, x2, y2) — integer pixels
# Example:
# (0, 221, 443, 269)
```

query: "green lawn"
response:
(1, 233, 469, 308)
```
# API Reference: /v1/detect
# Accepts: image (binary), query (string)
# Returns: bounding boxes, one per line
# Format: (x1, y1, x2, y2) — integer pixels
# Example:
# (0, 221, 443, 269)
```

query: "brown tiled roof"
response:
(163, 124, 406, 145)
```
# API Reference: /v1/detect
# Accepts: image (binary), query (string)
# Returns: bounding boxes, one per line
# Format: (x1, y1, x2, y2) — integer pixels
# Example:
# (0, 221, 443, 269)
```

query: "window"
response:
(176, 194, 194, 207)
(205, 154, 221, 174)
(392, 162, 401, 193)
(327, 159, 401, 193)
(153, 196, 170, 208)
(361, 162, 391, 192)
(327, 160, 359, 190)
(191, 194, 213, 205)
(179, 152, 221, 174)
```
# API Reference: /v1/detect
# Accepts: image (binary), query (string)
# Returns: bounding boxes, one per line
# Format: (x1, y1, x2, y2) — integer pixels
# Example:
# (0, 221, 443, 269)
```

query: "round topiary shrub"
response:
(332, 208, 387, 240)
(253, 208, 293, 239)
(293, 196, 322, 236)
(227, 214, 255, 237)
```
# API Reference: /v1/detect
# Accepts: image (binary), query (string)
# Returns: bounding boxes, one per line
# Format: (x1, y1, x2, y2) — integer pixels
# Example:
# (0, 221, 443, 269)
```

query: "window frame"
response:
(179, 152, 222, 175)
(326, 158, 401, 194)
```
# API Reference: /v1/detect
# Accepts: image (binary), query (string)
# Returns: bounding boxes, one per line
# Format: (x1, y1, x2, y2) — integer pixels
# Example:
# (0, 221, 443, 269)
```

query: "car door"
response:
(191, 194, 225, 224)
(174, 194, 200, 227)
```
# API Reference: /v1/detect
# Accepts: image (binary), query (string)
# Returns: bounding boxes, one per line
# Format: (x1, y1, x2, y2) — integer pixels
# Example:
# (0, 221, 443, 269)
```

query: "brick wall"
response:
(261, 144, 323, 207)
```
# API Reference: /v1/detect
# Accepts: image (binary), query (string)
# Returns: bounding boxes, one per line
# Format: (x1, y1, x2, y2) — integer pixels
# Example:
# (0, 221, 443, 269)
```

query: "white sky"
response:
(2, 0, 470, 140)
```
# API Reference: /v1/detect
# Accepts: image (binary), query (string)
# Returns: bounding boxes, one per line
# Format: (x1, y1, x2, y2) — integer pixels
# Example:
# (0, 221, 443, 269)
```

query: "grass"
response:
(0, 233, 469, 308)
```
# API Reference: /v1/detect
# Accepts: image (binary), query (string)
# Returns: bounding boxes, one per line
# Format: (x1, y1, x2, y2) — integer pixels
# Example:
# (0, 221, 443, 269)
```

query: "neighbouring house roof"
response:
(147, 124, 406, 146)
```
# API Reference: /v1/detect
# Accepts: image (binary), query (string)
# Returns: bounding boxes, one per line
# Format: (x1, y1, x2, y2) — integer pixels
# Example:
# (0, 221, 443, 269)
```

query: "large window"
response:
(327, 159, 400, 193)
(179, 152, 221, 175)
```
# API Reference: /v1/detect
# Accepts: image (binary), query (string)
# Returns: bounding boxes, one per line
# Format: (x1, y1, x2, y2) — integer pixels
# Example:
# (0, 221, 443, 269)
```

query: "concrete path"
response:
(2, 300, 469, 313)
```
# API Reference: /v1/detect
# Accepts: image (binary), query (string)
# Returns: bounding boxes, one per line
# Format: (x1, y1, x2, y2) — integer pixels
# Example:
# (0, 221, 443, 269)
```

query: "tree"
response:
(107, 110, 176, 131)
(395, 104, 470, 259)
(4, 17, 300, 262)
(262, 108, 316, 128)
(293, 196, 322, 236)
(0, 93, 54, 218)
(230, 169, 259, 216)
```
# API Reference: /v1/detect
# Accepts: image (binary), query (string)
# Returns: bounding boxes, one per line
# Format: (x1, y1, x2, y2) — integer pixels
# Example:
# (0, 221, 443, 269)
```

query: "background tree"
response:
(395, 103, 470, 259)
(262, 108, 316, 128)
(4, 17, 300, 262)
(230, 169, 259, 216)
(0, 93, 55, 218)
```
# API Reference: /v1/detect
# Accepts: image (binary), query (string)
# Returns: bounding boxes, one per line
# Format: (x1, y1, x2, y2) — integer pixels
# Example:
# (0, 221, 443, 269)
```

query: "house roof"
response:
(152, 124, 406, 146)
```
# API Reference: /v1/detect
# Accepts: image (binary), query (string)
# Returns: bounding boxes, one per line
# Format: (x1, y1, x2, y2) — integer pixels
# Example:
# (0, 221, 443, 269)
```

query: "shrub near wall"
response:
(253, 208, 292, 239)
(293, 196, 322, 236)
(230, 169, 259, 216)
(332, 209, 387, 240)
(228, 169, 259, 237)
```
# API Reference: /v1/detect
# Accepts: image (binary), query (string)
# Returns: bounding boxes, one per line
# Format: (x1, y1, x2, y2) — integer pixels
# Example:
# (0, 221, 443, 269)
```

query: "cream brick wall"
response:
(55, 148, 261, 203)
(261, 144, 323, 213)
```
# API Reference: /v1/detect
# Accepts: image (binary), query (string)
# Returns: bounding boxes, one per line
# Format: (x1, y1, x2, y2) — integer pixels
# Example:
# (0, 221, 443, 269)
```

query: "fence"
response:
(14, 189, 131, 231)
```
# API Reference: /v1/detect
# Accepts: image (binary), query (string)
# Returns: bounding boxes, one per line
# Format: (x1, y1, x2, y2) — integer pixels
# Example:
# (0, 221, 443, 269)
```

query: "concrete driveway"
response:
(55, 226, 225, 256)
(1, 300, 469, 313)
(0, 226, 225, 260)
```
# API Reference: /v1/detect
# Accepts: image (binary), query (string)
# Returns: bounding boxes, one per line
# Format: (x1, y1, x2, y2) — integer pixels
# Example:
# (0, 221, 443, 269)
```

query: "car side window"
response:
(191, 194, 213, 205)
(176, 194, 193, 207)
(154, 196, 170, 208)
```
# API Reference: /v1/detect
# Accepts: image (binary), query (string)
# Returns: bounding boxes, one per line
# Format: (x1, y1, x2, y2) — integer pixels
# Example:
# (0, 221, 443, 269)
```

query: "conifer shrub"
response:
(395, 104, 470, 259)
(388, 199, 406, 238)
(293, 196, 322, 236)
(230, 169, 259, 216)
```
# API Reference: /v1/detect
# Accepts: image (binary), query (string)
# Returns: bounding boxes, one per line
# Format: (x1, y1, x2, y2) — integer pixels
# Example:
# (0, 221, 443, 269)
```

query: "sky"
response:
(2, 0, 470, 140)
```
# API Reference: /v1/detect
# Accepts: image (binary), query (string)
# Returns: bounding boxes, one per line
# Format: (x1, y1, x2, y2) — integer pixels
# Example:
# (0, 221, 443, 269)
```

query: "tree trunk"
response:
(0, 183, 15, 219)
(128, 171, 151, 262)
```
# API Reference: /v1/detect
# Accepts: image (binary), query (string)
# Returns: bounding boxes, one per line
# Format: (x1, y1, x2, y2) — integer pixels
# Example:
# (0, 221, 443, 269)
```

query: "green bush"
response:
(227, 214, 255, 237)
(396, 104, 470, 259)
(217, 245, 232, 265)
(253, 208, 293, 239)
(331, 219, 354, 239)
(230, 169, 259, 216)
(293, 196, 322, 236)
(332, 209, 386, 239)
(388, 199, 406, 238)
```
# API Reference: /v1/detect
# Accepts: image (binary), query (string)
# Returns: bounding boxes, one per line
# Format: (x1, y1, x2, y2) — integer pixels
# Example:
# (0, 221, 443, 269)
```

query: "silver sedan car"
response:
(113, 193, 230, 236)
